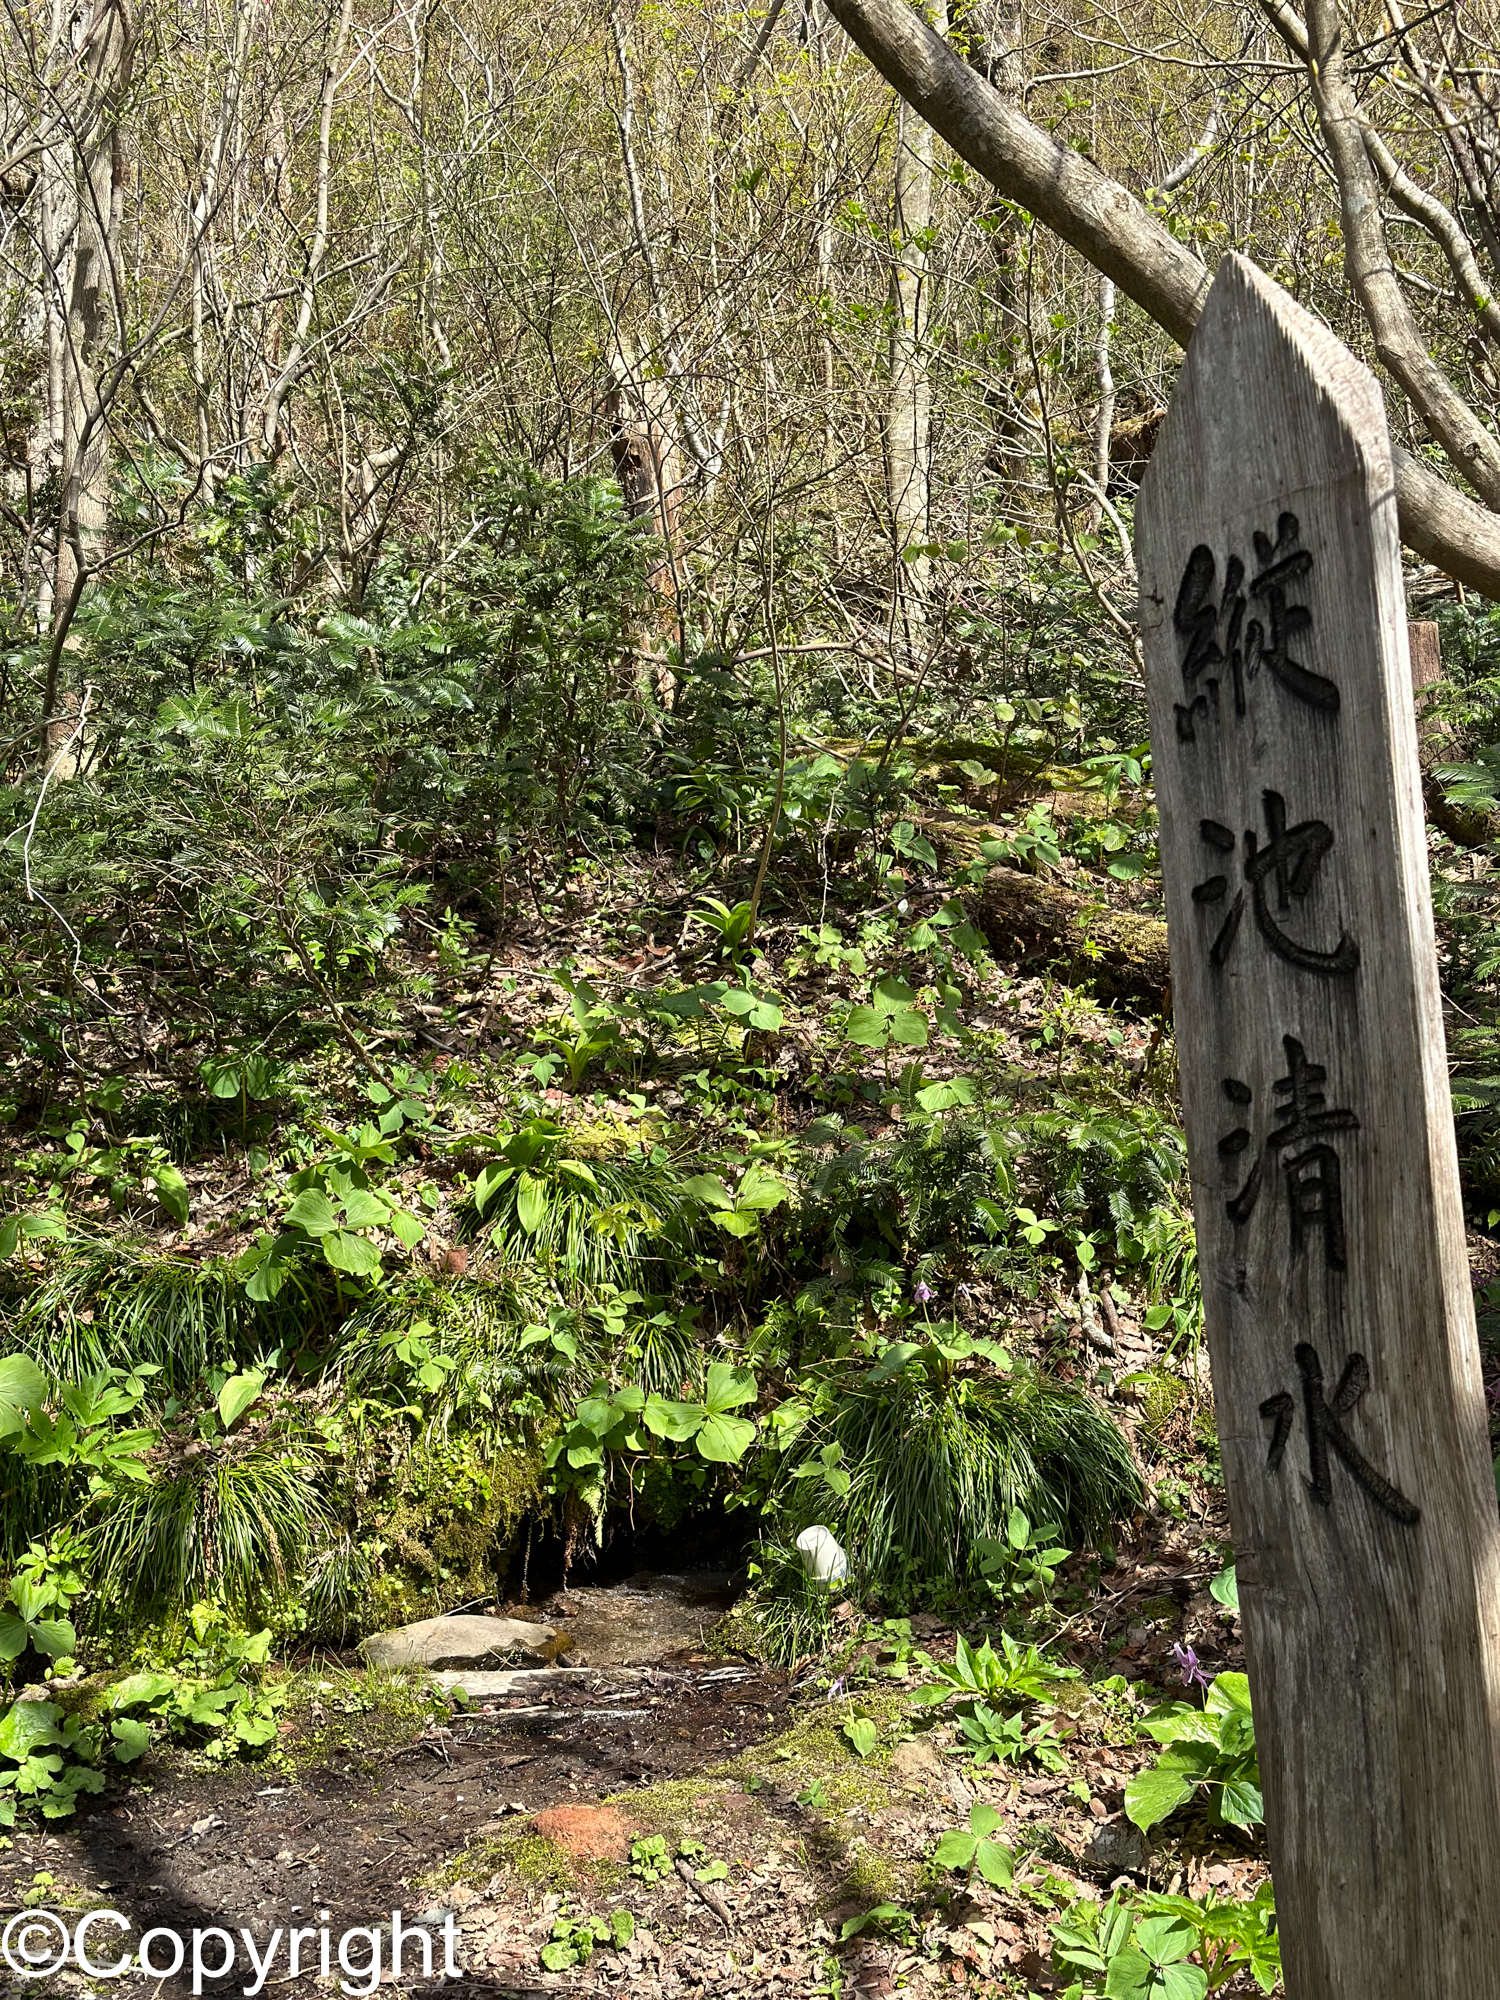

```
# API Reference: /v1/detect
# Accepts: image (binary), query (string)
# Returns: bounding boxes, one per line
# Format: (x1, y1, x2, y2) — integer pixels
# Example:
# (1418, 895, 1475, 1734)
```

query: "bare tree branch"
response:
(1303, 0, 1500, 509)
(821, 0, 1500, 596)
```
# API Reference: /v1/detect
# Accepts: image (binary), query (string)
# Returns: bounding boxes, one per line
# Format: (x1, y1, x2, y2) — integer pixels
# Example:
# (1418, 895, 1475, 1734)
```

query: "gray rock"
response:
(360, 1613, 557, 1669)
(1087, 1818, 1148, 1877)
(431, 1665, 615, 1697)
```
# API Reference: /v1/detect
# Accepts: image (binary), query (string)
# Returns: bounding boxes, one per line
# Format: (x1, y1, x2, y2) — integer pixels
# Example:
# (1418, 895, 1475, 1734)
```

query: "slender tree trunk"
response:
(1091, 274, 1115, 523)
(43, 0, 134, 752)
(887, 6, 943, 629)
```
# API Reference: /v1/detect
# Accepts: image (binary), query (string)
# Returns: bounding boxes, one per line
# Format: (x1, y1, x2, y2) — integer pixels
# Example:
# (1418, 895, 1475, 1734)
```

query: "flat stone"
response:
(430, 1666, 624, 1697)
(1087, 1818, 1148, 1877)
(360, 1613, 558, 1669)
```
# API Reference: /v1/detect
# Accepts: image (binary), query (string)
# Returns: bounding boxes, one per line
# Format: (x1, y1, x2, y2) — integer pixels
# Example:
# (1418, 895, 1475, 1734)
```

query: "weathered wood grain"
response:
(1137, 253, 1500, 2000)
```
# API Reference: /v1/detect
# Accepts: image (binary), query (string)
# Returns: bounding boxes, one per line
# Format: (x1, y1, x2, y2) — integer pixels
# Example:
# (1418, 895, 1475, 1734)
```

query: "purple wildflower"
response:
(913, 1281, 934, 1304)
(1172, 1642, 1210, 1691)
(826, 1676, 847, 1701)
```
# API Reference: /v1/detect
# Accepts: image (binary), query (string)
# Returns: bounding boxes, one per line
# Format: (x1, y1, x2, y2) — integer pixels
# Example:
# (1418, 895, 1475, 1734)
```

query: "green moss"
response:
(446, 1828, 576, 1894)
(602, 1774, 736, 1847)
(360, 1432, 550, 1629)
(828, 1848, 899, 1910)
(274, 1666, 444, 1775)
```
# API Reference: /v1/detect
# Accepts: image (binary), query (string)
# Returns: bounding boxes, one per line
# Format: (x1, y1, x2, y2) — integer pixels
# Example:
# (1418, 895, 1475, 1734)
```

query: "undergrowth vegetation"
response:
(1, 456, 1498, 1956)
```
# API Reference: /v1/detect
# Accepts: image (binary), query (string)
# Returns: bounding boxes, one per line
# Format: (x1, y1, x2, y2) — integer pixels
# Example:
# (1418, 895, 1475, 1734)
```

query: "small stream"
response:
(528, 1569, 739, 1666)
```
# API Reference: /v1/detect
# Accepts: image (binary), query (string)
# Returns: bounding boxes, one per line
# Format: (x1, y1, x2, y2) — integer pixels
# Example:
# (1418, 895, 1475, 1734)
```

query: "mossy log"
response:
(818, 737, 1118, 822)
(966, 865, 1171, 1012)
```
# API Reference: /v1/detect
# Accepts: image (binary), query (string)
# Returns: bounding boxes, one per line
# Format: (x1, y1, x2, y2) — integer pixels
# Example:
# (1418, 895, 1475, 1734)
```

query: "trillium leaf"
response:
(29, 1620, 74, 1661)
(844, 1005, 888, 1047)
(974, 1838, 1014, 1888)
(339, 1188, 390, 1228)
(888, 1008, 929, 1048)
(704, 1362, 757, 1411)
(322, 1230, 381, 1276)
(694, 1411, 756, 1463)
(284, 1190, 339, 1236)
(932, 1830, 978, 1871)
(1124, 1761, 1197, 1831)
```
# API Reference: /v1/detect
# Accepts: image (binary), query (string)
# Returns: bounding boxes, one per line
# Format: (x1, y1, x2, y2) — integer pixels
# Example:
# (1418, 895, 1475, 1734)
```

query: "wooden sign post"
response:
(1137, 253, 1500, 1998)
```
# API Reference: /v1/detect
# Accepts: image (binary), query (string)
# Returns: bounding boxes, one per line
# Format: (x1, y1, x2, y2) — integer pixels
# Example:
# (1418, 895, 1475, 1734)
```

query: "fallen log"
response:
(966, 865, 1170, 1012)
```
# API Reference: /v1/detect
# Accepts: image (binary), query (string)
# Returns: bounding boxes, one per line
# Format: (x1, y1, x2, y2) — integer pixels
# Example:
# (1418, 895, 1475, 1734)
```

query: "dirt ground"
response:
(0, 1488, 1277, 2000)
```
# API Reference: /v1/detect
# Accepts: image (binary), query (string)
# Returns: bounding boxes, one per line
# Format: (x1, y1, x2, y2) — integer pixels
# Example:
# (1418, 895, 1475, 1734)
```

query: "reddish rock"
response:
(530, 1804, 640, 1861)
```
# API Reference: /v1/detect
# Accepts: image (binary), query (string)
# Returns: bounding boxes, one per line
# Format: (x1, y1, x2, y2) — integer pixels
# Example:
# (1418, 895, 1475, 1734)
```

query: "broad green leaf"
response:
(643, 1396, 701, 1442)
(217, 1370, 265, 1430)
(1124, 1761, 1197, 1830)
(844, 1005, 889, 1047)
(1209, 1564, 1239, 1611)
(704, 1362, 758, 1412)
(574, 1395, 615, 1437)
(1206, 1671, 1252, 1717)
(914, 1077, 977, 1113)
(970, 1802, 1002, 1839)
(150, 1165, 190, 1226)
(714, 1211, 760, 1238)
(875, 976, 920, 1009)
(932, 1830, 978, 1870)
(0, 1701, 65, 1761)
(339, 1188, 390, 1229)
(1103, 1947, 1157, 2000)
(679, 1174, 733, 1209)
(515, 1172, 547, 1235)
(695, 1411, 756, 1463)
(389, 1209, 426, 1249)
(322, 1230, 382, 1276)
(974, 1838, 1014, 1888)
(0, 1616, 29, 1662)
(28, 1620, 74, 1661)
(1219, 1778, 1265, 1827)
(111, 1718, 151, 1763)
(1134, 1918, 1195, 1963)
(109, 1672, 174, 1711)
(1159, 1966, 1208, 2000)
(0, 1357, 46, 1415)
(284, 1190, 339, 1236)
(839, 1905, 905, 1942)
(843, 1717, 878, 1758)
(0, 1220, 18, 1259)
(888, 1008, 929, 1048)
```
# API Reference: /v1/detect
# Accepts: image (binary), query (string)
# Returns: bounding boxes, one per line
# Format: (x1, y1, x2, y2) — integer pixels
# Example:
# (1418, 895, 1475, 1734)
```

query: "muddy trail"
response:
(0, 1515, 1269, 2000)
(5, 1572, 813, 1999)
